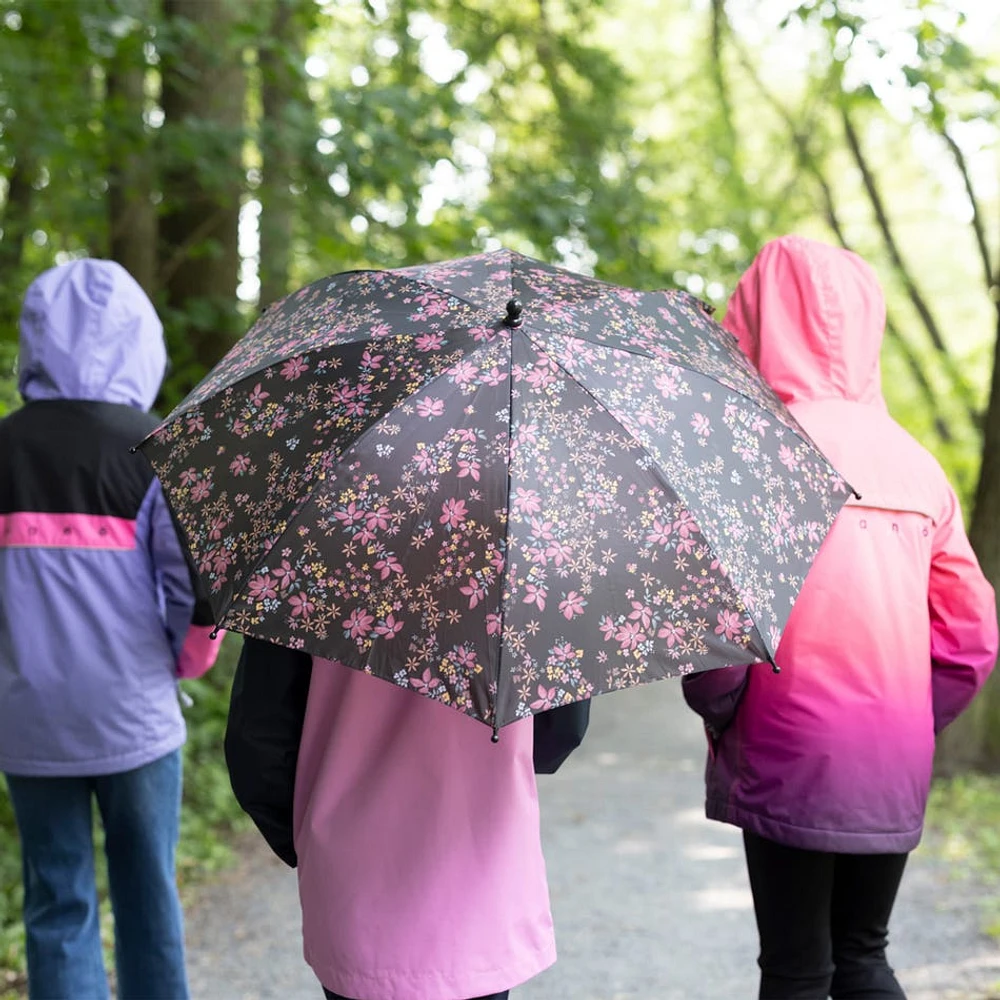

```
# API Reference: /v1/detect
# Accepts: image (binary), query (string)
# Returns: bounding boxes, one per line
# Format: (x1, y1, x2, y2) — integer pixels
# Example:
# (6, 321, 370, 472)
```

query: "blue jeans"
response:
(5, 750, 189, 1000)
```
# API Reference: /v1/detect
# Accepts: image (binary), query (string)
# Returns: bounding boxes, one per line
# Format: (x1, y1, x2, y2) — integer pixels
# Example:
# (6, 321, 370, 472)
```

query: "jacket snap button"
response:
(859, 519, 867, 529)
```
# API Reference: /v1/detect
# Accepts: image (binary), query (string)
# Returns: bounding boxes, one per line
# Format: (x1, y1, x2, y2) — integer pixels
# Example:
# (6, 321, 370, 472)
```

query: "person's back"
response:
(227, 640, 557, 1000)
(0, 259, 218, 1000)
(683, 235, 997, 998)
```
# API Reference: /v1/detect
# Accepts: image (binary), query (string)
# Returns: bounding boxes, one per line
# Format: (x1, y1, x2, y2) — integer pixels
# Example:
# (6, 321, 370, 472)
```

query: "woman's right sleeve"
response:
(681, 664, 751, 737)
(929, 486, 998, 733)
(224, 637, 313, 867)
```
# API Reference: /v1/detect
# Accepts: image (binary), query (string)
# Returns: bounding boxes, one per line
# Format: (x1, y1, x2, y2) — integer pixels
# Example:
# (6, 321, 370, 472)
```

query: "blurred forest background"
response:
(0, 0, 998, 984)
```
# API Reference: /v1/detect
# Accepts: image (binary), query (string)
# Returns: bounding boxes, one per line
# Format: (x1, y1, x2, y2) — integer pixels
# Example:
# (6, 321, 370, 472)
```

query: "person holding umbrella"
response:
(683, 235, 998, 1000)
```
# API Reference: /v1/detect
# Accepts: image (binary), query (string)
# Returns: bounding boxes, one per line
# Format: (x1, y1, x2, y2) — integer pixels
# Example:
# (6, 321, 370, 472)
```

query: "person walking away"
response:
(682, 235, 998, 1000)
(0, 259, 221, 1000)
(225, 637, 578, 999)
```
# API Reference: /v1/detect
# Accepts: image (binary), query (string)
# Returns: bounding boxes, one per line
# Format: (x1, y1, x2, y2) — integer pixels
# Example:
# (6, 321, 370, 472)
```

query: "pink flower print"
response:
(637, 409, 659, 429)
(488, 548, 505, 573)
(522, 582, 547, 610)
(440, 498, 468, 528)
(281, 356, 309, 380)
(512, 488, 542, 515)
(334, 502, 365, 527)
(374, 613, 404, 638)
(248, 383, 269, 407)
(482, 366, 505, 386)
(657, 621, 685, 647)
(229, 454, 251, 475)
(248, 574, 278, 601)
(361, 349, 384, 369)
(778, 444, 800, 471)
(453, 645, 477, 670)
(486, 612, 502, 636)
(530, 685, 558, 711)
(460, 578, 487, 609)
(457, 459, 481, 481)
(288, 593, 315, 618)
(415, 332, 444, 352)
(525, 365, 555, 390)
(546, 540, 572, 566)
(599, 616, 617, 641)
(374, 554, 403, 580)
(180, 467, 199, 486)
(370, 321, 392, 338)
(208, 516, 227, 541)
(344, 607, 374, 640)
(450, 360, 478, 385)
(272, 559, 297, 589)
(410, 668, 442, 694)
(191, 479, 212, 502)
(628, 601, 653, 630)
(647, 519, 673, 546)
(186, 412, 205, 434)
(673, 511, 698, 537)
(559, 591, 586, 620)
(416, 397, 445, 418)
(750, 414, 770, 436)
(413, 448, 435, 474)
(691, 413, 711, 437)
(365, 506, 391, 532)
(529, 518, 555, 543)
(715, 609, 743, 641)
(615, 620, 646, 650)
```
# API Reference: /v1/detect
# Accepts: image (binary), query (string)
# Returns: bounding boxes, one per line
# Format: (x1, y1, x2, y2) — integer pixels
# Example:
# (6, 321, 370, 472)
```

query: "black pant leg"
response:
(830, 852, 909, 999)
(743, 831, 837, 1000)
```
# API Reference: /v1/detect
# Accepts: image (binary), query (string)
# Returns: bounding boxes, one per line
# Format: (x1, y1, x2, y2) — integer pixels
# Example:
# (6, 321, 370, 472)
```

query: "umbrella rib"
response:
(517, 326, 774, 661)
(528, 319, 821, 454)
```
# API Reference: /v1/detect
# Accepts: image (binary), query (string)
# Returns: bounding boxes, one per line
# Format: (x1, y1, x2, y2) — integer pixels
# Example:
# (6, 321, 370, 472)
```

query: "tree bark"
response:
(159, 0, 247, 387)
(258, 0, 310, 308)
(106, 13, 157, 296)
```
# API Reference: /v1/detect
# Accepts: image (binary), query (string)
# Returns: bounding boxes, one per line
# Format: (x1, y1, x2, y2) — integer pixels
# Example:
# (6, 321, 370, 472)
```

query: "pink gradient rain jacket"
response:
(682, 235, 998, 853)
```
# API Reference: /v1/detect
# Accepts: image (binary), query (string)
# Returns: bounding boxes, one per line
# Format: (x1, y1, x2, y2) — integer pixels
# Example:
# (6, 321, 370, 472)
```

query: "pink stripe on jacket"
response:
(683, 235, 997, 853)
(293, 657, 556, 999)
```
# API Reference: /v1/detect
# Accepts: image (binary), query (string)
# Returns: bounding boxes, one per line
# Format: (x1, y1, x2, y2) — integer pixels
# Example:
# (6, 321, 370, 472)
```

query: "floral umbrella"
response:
(140, 249, 852, 735)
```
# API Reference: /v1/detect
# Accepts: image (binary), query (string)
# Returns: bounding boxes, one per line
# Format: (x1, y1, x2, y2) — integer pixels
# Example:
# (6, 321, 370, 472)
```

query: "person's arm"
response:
(224, 637, 313, 867)
(146, 479, 221, 678)
(929, 487, 998, 733)
(533, 699, 591, 774)
(681, 664, 750, 738)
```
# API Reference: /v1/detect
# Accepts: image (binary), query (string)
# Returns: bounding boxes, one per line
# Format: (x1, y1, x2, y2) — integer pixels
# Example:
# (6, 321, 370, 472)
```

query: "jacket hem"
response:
(705, 798, 923, 854)
(306, 938, 557, 1000)
(0, 730, 186, 778)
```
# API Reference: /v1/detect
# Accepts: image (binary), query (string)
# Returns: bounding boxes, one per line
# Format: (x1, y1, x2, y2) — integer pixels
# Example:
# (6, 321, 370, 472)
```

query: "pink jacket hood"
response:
(723, 235, 886, 408)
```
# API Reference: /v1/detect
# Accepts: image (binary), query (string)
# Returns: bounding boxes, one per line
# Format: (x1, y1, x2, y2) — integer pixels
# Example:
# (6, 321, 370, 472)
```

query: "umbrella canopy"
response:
(140, 249, 852, 732)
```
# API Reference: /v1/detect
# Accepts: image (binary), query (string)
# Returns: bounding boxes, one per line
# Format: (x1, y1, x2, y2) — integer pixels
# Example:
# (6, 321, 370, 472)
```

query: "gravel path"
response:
(185, 682, 1000, 999)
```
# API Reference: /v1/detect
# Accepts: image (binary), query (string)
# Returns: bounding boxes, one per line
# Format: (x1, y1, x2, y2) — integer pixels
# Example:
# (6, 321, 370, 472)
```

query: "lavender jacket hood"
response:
(0, 259, 219, 777)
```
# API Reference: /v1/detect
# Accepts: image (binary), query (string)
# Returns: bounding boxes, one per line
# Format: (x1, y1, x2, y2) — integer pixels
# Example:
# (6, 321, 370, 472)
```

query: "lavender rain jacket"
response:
(683, 236, 998, 853)
(0, 259, 219, 777)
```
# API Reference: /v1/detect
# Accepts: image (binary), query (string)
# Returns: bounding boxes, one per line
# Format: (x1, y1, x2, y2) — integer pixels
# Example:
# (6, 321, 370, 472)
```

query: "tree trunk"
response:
(106, 13, 157, 296)
(159, 0, 247, 390)
(257, 0, 310, 308)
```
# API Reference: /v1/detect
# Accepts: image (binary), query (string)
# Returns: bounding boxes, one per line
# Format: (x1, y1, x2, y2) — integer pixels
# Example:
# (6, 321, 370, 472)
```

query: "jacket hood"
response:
(18, 258, 166, 410)
(722, 235, 886, 406)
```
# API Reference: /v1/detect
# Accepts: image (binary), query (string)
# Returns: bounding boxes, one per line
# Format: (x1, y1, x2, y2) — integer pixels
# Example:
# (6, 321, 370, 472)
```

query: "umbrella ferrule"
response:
(503, 299, 523, 328)
(491, 723, 500, 743)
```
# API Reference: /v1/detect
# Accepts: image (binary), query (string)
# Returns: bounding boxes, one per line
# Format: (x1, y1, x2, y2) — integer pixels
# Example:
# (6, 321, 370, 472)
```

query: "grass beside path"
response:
(0, 637, 249, 998)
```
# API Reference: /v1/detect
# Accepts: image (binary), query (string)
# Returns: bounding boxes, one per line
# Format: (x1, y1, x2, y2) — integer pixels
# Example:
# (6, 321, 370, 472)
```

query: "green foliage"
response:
(924, 774, 1000, 935)
(0, 637, 247, 988)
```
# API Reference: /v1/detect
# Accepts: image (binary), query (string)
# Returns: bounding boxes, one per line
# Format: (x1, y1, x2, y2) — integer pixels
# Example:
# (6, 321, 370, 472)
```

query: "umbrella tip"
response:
(491, 723, 500, 743)
(503, 298, 523, 328)
(210, 627, 221, 640)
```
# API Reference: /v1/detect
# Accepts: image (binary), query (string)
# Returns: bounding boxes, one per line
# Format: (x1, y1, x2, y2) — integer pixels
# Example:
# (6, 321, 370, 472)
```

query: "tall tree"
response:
(159, 0, 248, 392)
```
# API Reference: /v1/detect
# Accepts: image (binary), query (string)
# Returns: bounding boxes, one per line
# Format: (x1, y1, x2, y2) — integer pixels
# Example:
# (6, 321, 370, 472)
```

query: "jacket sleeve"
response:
(929, 487, 998, 733)
(147, 479, 221, 679)
(224, 637, 313, 868)
(681, 664, 751, 737)
(533, 698, 591, 774)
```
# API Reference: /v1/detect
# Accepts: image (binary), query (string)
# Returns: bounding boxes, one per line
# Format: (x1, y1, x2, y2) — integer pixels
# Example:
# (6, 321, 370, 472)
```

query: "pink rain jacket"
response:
(683, 235, 998, 853)
(293, 658, 556, 999)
